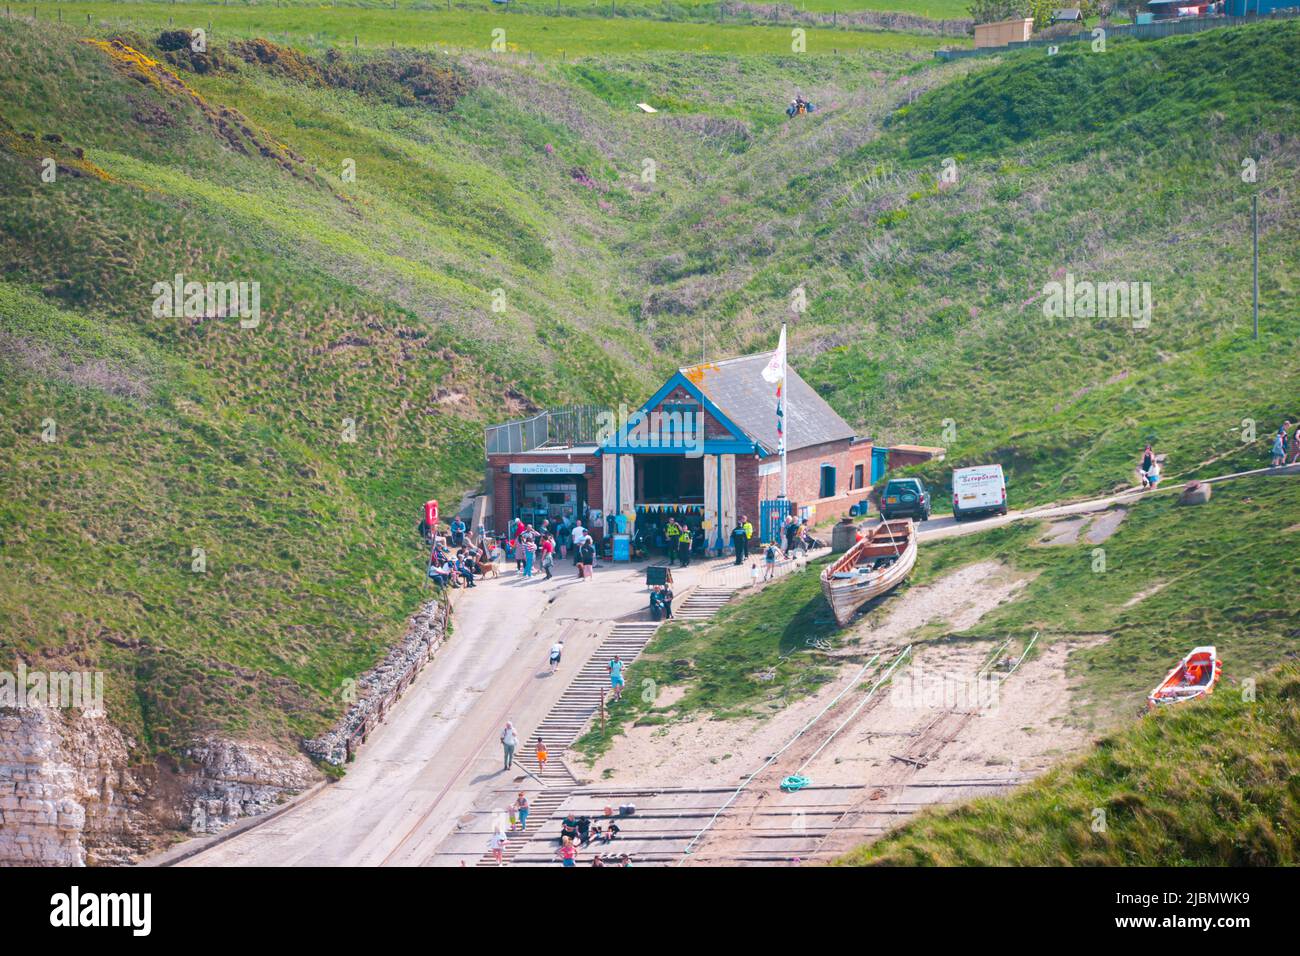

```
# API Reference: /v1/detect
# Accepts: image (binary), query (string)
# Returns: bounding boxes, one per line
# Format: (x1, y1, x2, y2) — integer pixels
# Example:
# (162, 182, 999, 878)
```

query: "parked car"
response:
(879, 478, 931, 522)
(951, 464, 1007, 520)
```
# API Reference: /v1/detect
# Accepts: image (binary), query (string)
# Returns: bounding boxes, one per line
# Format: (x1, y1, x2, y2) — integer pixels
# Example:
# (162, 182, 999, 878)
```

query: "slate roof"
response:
(680, 352, 857, 454)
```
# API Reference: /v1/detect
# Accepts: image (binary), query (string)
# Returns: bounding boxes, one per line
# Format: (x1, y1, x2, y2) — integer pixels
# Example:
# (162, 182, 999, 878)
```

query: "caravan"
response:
(951, 464, 1007, 521)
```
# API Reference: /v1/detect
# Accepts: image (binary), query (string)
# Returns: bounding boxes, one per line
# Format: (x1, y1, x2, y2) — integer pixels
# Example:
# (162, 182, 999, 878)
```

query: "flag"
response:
(761, 325, 786, 384)
(761, 326, 787, 455)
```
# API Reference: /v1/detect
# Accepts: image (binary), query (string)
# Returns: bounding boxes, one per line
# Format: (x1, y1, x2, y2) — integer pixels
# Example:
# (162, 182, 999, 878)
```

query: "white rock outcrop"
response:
(1, 705, 320, 865)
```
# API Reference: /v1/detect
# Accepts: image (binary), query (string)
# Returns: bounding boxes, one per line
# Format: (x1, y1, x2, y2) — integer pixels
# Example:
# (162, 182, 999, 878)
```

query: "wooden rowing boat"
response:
(819, 519, 917, 627)
(1147, 645, 1221, 710)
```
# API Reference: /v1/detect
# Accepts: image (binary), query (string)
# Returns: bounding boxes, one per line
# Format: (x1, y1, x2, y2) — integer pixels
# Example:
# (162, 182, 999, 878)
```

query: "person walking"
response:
(536, 739, 548, 775)
(1138, 443, 1156, 487)
(730, 523, 747, 565)
(1291, 422, 1300, 465)
(555, 835, 578, 867)
(501, 721, 518, 771)
(570, 520, 585, 564)
(764, 542, 778, 581)
(523, 534, 537, 577)
(548, 640, 564, 674)
(749, 561, 760, 588)
(579, 538, 596, 580)
(515, 792, 530, 831)
(784, 515, 799, 559)
(488, 823, 507, 866)
(541, 535, 555, 580)
(609, 655, 626, 703)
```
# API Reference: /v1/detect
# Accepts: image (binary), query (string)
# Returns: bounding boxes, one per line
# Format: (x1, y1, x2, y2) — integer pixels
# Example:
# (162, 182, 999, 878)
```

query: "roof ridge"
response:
(679, 350, 773, 372)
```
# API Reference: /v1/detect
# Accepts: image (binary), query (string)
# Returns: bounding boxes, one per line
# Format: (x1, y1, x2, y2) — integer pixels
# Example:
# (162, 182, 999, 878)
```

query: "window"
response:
(853, 464, 864, 490)
(819, 464, 837, 499)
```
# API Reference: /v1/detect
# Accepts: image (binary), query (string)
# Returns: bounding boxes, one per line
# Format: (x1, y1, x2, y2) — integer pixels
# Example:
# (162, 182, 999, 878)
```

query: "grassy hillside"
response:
(2, 12, 1297, 775)
(632, 22, 1300, 504)
(0, 15, 931, 755)
(838, 662, 1300, 866)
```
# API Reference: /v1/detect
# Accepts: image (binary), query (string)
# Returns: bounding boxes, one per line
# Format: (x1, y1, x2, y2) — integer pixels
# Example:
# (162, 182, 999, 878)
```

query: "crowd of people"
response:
(425, 530, 500, 589)
(424, 507, 816, 592)
(555, 812, 632, 867)
(423, 512, 609, 589)
(505, 516, 599, 581)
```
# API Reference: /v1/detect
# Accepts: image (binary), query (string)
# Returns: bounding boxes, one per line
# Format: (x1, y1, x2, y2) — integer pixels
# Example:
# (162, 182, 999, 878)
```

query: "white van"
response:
(951, 464, 1007, 520)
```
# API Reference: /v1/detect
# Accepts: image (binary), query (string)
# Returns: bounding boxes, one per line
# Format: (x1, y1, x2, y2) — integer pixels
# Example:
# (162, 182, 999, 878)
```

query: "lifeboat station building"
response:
(485, 352, 876, 553)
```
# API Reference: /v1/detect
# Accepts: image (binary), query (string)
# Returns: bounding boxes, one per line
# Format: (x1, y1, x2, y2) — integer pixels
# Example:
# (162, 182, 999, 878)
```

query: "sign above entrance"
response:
(508, 462, 587, 475)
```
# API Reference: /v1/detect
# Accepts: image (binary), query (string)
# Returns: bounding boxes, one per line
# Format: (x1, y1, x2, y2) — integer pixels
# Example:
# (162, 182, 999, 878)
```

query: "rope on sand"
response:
(791, 645, 913, 779)
(675, 651, 883, 864)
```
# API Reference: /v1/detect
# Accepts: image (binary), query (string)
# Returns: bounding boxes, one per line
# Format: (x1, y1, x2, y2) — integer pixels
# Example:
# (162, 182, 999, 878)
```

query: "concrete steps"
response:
(675, 587, 735, 620)
(476, 588, 743, 866)
(475, 786, 574, 865)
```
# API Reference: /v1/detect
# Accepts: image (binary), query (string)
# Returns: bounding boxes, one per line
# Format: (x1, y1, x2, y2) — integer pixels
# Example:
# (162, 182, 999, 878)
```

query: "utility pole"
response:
(1252, 192, 1259, 341)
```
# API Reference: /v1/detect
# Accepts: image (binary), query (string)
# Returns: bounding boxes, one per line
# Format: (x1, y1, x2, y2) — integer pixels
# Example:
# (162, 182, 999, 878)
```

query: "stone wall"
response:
(304, 598, 450, 766)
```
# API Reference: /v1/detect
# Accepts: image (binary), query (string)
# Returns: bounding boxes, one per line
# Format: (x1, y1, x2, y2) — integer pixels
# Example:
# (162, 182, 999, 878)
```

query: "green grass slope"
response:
(631, 23, 1300, 503)
(0, 17, 928, 756)
(40, 2, 951, 56)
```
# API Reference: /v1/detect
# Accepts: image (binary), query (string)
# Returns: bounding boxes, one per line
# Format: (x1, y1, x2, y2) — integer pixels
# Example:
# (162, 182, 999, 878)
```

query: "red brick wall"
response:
(487, 452, 603, 540)
(754, 439, 873, 506)
(888, 448, 941, 470)
(731, 439, 872, 534)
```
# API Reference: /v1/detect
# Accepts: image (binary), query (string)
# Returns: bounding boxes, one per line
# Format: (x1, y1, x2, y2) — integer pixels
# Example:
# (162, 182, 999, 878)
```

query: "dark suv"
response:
(879, 478, 931, 522)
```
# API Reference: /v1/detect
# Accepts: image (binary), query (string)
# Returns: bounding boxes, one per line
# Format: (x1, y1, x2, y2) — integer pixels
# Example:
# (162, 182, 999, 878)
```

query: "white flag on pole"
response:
(761, 325, 786, 384)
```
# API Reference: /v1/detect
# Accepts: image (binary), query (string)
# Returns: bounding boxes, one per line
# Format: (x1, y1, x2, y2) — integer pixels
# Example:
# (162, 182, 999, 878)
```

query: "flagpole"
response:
(780, 323, 788, 501)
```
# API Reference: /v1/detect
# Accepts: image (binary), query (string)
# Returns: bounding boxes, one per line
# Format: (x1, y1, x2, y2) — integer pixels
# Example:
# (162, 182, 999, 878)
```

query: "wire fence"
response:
(698, 545, 829, 590)
(484, 403, 607, 454)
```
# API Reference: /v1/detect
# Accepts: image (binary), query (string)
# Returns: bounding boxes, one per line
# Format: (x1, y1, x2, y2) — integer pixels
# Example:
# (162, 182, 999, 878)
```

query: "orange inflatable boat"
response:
(1147, 645, 1221, 710)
